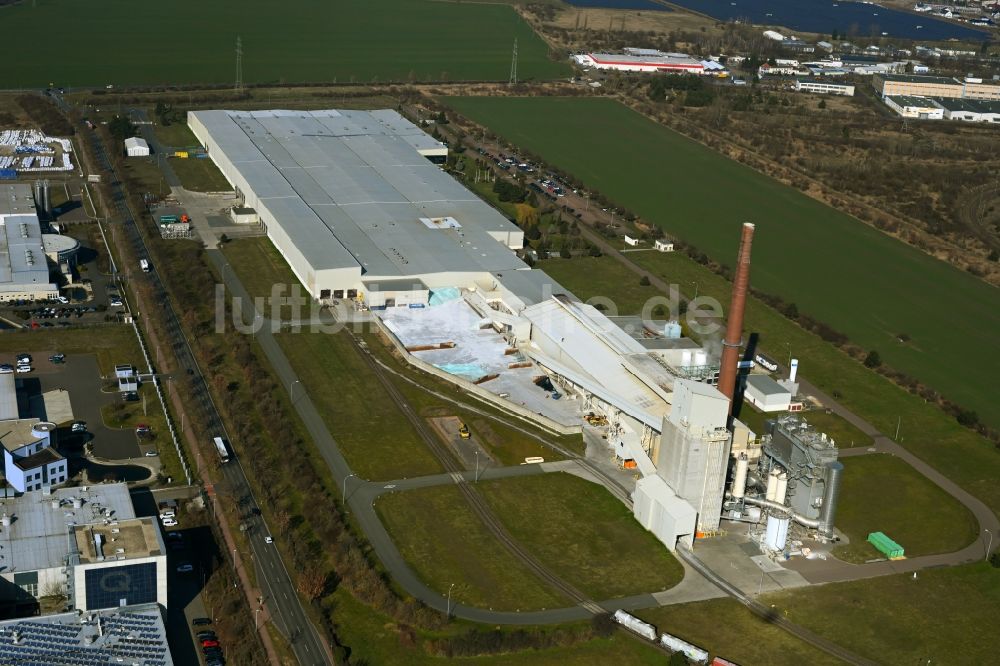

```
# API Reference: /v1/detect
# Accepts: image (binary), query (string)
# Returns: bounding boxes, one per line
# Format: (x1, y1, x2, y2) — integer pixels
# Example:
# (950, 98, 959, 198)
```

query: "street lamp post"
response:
(446, 583, 455, 618)
(255, 607, 261, 631)
(475, 450, 480, 483)
(985, 529, 993, 561)
(290, 379, 301, 401)
(690, 281, 699, 300)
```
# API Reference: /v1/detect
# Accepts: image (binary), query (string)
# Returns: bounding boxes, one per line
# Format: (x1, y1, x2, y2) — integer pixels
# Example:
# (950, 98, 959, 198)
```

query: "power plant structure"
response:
(725, 414, 843, 552)
(710, 221, 843, 554)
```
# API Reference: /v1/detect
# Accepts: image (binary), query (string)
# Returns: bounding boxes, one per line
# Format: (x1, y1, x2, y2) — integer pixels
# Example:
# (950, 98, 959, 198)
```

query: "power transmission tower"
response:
(235, 36, 244, 95)
(509, 38, 518, 85)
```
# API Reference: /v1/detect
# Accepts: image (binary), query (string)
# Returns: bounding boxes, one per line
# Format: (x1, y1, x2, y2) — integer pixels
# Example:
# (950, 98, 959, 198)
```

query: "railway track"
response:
(350, 333, 604, 615)
(79, 120, 331, 665)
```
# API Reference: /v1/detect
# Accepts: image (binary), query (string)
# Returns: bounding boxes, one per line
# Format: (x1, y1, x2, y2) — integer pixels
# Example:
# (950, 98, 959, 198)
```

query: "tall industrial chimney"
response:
(718, 222, 755, 413)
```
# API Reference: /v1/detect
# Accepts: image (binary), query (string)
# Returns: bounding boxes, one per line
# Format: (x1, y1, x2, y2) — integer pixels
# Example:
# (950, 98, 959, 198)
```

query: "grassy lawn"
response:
(377, 484, 571, 612)
(170, 156, 232, 192)
(151, 121, 198, 149)
(535, 256, 663, 316)
(480, 473, 684, 600)
(637, 599, 841, 666)
(277, 330, 443, 480)
(832, 453, 978, 563)
(770, 563, 1000, 664)
(443, 96, 1000, 430)
(329, 588, 668, 666)
(4, 0, 566, 87)
(222, 237, 303, 320)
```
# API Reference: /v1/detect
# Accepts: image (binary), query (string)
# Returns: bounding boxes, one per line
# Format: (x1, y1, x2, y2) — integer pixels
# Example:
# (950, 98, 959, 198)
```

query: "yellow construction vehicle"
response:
(458, 422, 471, 439)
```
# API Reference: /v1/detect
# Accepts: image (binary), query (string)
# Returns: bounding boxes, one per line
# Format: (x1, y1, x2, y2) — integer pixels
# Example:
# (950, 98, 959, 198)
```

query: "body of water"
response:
(564, 0, 672, 10)
(665, 0, 987, 41)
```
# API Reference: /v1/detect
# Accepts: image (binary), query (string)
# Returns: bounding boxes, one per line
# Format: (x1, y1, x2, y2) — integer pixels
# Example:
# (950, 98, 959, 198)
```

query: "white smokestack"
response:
(789, 358, 799, 383)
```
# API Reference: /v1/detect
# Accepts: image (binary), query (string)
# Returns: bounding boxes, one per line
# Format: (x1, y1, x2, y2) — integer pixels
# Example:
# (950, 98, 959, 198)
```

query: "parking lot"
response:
(0, 351, 150, 461)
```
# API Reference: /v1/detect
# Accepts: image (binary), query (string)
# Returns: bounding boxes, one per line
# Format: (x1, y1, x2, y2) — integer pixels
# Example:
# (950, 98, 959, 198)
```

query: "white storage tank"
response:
(764, 514, 790, 551)
(694, 351, 707, 367)
(664, 321, 682, 339)
(732, 454, 749, 499)
(774, 472, 789, 505)
(765, 468, 780, 501)
(681, 350, 692, 367)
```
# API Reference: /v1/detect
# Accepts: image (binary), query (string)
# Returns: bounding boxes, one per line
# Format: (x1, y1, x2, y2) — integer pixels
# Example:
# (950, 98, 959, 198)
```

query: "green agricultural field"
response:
(3, 0, 566, 88)
(444, 96, 1000, 429)
(833, 453, 977, 563)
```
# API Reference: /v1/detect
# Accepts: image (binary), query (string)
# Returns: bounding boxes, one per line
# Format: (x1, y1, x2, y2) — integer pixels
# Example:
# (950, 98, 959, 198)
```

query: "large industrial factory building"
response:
(190, 109, 842, 556)
(188, 109, 525, 307)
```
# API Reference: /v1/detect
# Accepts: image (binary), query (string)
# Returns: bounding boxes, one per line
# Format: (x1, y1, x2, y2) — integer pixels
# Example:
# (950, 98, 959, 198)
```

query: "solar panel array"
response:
(0, 610, 171, 665)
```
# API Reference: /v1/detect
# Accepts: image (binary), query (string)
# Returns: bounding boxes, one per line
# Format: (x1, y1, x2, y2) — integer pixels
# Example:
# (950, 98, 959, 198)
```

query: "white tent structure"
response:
(125, 137, 150, 157)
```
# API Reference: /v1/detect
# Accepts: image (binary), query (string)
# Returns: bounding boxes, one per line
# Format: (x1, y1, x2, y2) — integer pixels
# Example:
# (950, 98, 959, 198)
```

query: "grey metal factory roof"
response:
(0, 483, 136, 573)
(0, 185, 57, 293)
(191, 109, 526, 280)
(0, 603, 173, 666)
(492, 270, 573, 306)
(746, 373, 791, 396)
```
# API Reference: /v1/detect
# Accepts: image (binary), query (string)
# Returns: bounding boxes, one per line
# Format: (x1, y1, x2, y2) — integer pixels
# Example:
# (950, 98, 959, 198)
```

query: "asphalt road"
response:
(76, 116, 330, 665)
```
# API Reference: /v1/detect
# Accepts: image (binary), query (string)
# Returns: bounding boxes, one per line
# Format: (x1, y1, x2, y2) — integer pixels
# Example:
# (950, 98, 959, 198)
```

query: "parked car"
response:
(192, 617, 212, 626)
(122, 391, 139, 402)
(109, 296, 123, 307)
(49, 353, 65, 363)
(161, 517, 178, 527)
(56, 296, 69, 304)
(144, 450, 158, 457)
(264, 536, 273, 544)
(167, 532, 183, 541)
(176, 563, 194, 573)
(0, 365, 12, 375)
(15, 366, 31, 374)
(16, 354, 31, 364)
(196, 631, 216, 640)
(135, 424, 151, 437)
(71, 422, 87, 433)
(201, 639, 220, 648)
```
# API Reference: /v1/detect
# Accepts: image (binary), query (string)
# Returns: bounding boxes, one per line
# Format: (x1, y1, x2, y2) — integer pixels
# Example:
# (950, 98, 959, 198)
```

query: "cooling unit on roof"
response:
(419, 216, 461, 230)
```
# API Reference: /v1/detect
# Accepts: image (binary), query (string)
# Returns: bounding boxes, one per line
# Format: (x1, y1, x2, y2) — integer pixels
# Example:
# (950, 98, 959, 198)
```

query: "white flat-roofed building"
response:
(884, 95, 945, 119)
(0, 484, 167, 616)
(795, 78, 856, 96)
(744, 374, 793, 412)
(572, 52, 705, 74)
(0, 185, 59, 302)
(188, 109, 525, 305)
(124, 137, 150, 157)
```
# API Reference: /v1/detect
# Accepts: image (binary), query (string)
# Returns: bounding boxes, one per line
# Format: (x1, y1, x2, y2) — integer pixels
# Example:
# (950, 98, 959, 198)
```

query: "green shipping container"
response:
(868, 532, 904, 559)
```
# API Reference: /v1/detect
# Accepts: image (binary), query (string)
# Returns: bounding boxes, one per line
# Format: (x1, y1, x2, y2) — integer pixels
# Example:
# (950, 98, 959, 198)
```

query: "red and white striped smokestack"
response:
(717, 222, 755, 413)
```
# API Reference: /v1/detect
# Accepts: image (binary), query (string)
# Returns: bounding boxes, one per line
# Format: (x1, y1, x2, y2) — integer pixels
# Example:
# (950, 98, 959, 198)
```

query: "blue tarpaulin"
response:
(429, 287, 461, 306)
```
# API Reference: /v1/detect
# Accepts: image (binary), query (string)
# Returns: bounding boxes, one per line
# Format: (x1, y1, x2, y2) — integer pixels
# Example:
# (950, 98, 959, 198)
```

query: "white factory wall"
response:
(633, 475, 697, 550)
(744, 386, 791, 412)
